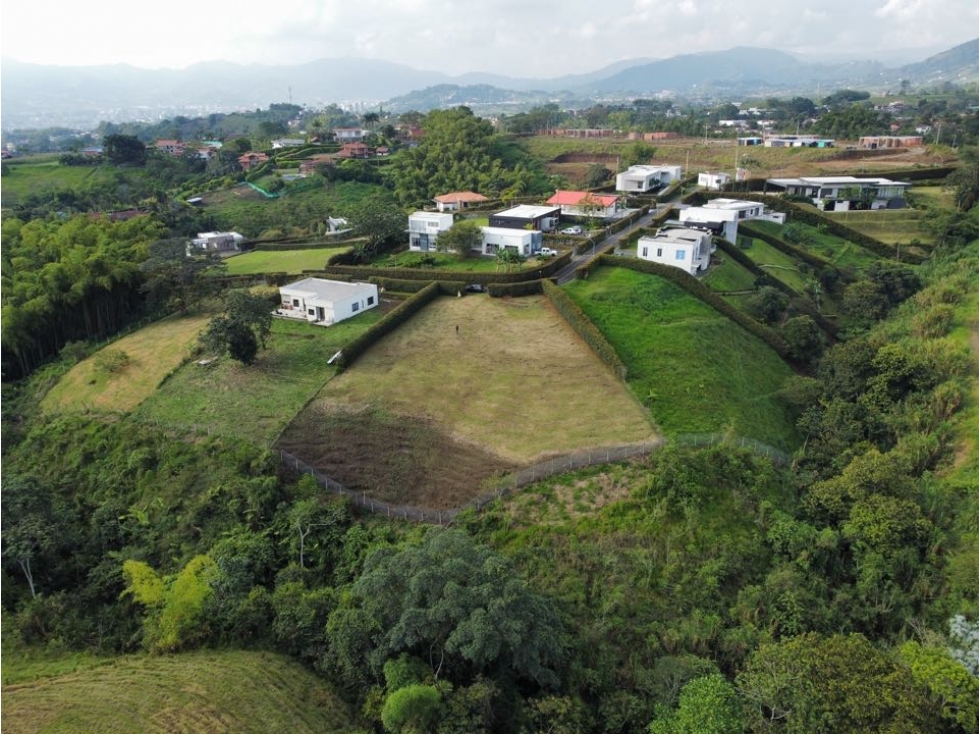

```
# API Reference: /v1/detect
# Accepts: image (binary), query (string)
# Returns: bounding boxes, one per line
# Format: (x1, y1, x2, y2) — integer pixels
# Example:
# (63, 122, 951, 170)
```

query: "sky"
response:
(2, 0, 977, 77)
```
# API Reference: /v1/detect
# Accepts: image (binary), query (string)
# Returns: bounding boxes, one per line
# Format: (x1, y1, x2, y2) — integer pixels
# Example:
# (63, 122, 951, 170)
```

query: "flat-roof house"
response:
(858, 135, 924, 149)
(546, 190, 621, 218)
(408, 211, 454, 252)
(271, 138, 306, 149)
(277, 278, 378, 326)
(698, 172, 731, 191)
(637, 228, 714, 276)
(154, 139, 185, 156)
(433, 191, 490, 212)
(190, 231, 244, 253)
(679, 198, 784, 242)
(334, 127, 366, 143)
(763, 135, 834, 148)
(765, 176, 911, 210)
(479, 226, 541, 257)
(488, 205, 561, 232)
(615, 165, 683, 193)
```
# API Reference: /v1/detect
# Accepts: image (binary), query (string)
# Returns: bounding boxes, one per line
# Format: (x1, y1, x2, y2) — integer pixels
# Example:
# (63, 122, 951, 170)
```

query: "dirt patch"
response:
(276, 404, 517, 509)
(551, 152, 620, 164)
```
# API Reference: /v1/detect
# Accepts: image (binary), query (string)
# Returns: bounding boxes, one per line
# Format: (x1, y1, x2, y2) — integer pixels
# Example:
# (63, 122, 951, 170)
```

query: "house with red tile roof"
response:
(238, 151, 270, 171)
(433, 191, 490, 212)
(546, 190, 621, 218)
(337, 142, 370, 158)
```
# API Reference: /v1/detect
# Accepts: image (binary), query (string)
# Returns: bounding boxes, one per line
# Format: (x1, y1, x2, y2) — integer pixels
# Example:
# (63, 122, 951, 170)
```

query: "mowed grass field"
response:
(1, 161, 117, 207)
(737, 237, 811, 293)
(564, 267, 800, 449)
(223, 246, 351, 275)
(702, 253, 758, 292)
(745, 220, 880, 272)
(822, 209, 935, 246)
(134, 310, 385, 446)
(1, 649, 357, 734)
(278, 294, 656, 507)
(41, 313, 213, 414)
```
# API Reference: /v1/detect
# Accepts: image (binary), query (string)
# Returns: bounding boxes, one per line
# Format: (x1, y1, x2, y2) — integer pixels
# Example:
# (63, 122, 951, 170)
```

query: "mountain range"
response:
(2, 39, 977, 130)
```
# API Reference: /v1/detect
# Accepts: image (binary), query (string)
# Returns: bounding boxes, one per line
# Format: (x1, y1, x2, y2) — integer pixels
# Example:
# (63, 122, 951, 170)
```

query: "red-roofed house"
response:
(337, 142, 370, 158)
(238, 151, 269, 171)
(546, 190, 621, 218)
(433, 191, 491, 212)
(299, 154, 337, 174)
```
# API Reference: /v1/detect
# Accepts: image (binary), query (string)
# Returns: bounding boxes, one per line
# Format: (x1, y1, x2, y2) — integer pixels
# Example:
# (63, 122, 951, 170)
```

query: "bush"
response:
(912, 305, 956, 339)
(93, 348, 131, 374)
(488, 280, 546, 298)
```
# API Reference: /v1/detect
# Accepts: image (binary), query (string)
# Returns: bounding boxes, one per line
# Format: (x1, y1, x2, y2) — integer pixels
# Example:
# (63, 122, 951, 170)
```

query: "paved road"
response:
(553, 203, 672, 285)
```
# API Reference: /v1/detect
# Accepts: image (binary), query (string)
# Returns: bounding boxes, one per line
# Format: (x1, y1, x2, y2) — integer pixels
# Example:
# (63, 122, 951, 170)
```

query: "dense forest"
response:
(2, 104, 979, 732)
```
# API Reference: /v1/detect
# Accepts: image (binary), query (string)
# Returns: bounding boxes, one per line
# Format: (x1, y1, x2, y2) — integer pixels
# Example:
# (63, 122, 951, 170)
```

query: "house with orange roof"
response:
(433, 191, 490, 213)
(546, 190, 621, 218)
(238, 151, 269, 171)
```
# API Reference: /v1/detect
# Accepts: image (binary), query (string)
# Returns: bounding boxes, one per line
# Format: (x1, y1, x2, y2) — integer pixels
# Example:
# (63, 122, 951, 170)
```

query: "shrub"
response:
(93, 348, 131, 374)
(912, 305, 956, 339)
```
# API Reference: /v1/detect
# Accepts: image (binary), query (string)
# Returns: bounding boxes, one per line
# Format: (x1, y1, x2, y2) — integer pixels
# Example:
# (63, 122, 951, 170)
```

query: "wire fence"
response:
(278, 434, 791, 525)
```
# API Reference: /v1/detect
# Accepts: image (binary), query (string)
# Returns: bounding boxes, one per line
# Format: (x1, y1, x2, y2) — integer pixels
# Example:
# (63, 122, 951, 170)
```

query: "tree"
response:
(944, 146, 979, 212)
(900, 641, 979, 731)
(363, 111, 381, 133)
(103, 134, 147, 165)
(780, 315, 824, 363)
(381, 684, 441, 734)
(584, 163, 613, 188)
(436, 220, 483, 256)
(649, 674, 744, 734)
(199, 289, 274, 365)
(140, 237, 223, 311)
(748, 286, 789, 325)
(345, 195, 406, 259)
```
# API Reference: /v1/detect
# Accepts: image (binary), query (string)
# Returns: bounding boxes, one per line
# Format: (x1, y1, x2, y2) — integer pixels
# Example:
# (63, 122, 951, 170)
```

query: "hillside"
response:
(1, 649, 358, 733)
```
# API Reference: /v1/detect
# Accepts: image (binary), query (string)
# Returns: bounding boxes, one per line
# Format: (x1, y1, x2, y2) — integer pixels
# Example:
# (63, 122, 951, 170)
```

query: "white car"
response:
(539, 247, 559, 257)
(561, 226, 583, 235)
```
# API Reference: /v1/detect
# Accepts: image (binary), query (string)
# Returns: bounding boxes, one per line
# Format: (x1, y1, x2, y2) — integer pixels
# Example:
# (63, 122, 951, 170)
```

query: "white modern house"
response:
(189, 231, 244, 253)
(270, 138, 306, 149)
(637, 228, 714, 276)
(765, 176, 911, 210)
(545, 190, 621, 218)
(489, 205, 561, 232)
(277, 278, 378, 326)
(479, 226, 541, 257)
(615, 165, 683, 193)
(333, 127, 366, 143)
(698, 172, 731, 191)
(407, 211, 454, 251)
(679, 198, 785, 242)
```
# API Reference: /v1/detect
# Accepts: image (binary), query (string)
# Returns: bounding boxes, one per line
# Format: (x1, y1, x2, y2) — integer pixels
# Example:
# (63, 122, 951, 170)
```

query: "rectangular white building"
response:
(189, 231, 244, 253)
(407, 211, 454, 251)
(277, 278, 378, 326)
(637, 228, 714, 276)
(698, 172, 731, 191)
(615, 165, 683, 193)
(765, 176, 911, 210)
(479, 226, 541, 257)
(679, 198, 785, 242)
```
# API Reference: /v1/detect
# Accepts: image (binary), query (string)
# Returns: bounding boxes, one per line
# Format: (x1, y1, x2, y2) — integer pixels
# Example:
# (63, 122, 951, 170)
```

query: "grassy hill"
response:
(564, 266, 799, 449)
(1, 649, 358, 734)
(223, 246, 351, 276)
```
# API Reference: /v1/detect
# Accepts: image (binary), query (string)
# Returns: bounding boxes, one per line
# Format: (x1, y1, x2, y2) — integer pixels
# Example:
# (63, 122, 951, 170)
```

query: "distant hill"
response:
(2, 39, 976, 129)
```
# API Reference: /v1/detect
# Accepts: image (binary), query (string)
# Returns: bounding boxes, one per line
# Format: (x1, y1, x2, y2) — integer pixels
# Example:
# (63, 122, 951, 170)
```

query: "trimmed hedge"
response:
(336, 282, 440, 369)
(253, 241, 358, 251)
(541, 280, 627, 379)
(488, 279, 545, 298)
(318, 251, 573, 285)
(369, 277, 432, 294)
(593, 255, 793, 360)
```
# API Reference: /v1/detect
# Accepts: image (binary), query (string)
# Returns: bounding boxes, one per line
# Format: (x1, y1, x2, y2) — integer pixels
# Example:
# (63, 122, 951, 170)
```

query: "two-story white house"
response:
(678, 198, 785, 243)
(277, 278, 378, 326)
(698, 171, 731, 191)
(615, 165, 683, 193)
(479, 226, 541, 257)
(189, 231, 244, 254)
(637, 227, 714, 276)
(333, 127, 367, 143)
(765, 176, 911, 210)
(407, 211, 454, 252)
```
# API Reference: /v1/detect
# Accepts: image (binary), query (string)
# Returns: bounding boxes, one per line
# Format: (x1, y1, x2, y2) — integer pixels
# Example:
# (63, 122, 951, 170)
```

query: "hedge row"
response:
(369, 277, 432, 293)
(336, 282, 440, 369)
(713, 239, 842, 338)
(253, 240, 358, 251)
(593, 255, 792, 360)
(541, 280, 627, 379)
(319, 251, 572, 285)
(705, 192, 925, 264)
(488, 279, 545, 298)
(738, 222, 849, 277)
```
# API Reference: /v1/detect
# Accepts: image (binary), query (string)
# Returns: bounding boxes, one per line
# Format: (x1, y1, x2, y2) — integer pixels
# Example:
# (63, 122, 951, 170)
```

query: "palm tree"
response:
(363, 112, 380, 133)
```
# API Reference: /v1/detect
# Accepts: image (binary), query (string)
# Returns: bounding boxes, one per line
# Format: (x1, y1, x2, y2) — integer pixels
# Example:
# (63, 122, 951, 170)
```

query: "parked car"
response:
(539, 247, 559, 257)
(561, 226, 583, 235)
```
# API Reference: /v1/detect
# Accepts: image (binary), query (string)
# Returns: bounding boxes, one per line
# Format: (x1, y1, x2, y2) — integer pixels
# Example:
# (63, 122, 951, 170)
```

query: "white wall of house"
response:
(615, 165, 683, 193)
(408, 211, 454, 251)
(190, 231, 244, 252)
(698, 172, 730, 190)
(679, 208, 740, 242)
(637, 228, 713, 276)
(479, 226, 538, 256)
(561, 201, 619, 218)
(278, 279, 379, 326)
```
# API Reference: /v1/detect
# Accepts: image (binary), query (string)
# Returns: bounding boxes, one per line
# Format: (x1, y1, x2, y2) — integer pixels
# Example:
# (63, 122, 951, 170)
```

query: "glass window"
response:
(367, 296, 375, 305)
(676, 250, 686, 260)
(656, 248, 663, 257)
(292, 298, 300, 307)
(641, 247, 648, 257)
(352, 302, 359, 312)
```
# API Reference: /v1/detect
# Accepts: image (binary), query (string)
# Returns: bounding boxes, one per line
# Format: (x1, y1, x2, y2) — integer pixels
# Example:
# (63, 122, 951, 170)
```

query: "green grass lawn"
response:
(822, 209, 936, 246)
(134, 312, 383, 446)
(747, 220, 880, 272)
(1, 648, 357, 733)
(702, 254, 758, 292)
(223, 247, 351, 275)
(564, 267, 800, 450)
(1, 162, 117, 207)
(912, 185, 955, 210)
(736, 237, 811, 293)
(41, 312, 214, 414)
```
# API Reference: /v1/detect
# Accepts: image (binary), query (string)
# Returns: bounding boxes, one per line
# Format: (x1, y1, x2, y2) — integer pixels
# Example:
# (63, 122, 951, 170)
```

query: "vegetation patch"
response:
(822, 208, 935, 247)
(277, 404, 518, 508)
(223, 246, 351, 275)
(0, 649, 357, 733)
(133, 312, 385, 446)
(747, 219, 879, 271)
(564, 267, 799, 448)
(736, 236, 812, 293)
(41, 312, 213, 414)
(703, 253, 759, 292)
